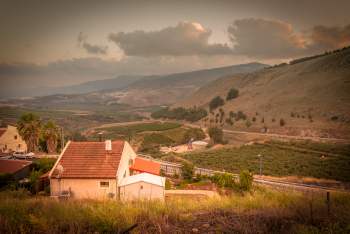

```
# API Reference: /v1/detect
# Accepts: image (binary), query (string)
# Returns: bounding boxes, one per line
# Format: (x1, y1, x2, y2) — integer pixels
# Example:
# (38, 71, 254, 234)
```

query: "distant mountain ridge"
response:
(112, 62, 270, 106)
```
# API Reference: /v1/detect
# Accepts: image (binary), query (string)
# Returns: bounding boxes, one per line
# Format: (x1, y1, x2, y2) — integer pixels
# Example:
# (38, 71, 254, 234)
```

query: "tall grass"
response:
(0, 187, 349, 233)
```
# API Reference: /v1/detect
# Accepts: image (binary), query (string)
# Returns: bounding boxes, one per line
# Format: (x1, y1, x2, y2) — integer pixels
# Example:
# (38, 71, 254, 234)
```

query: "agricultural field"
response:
(162, 127, 188, 141)
(96, 122, 183, 134)
(182, 140, 350, 182)
(140, 133, 175, 147)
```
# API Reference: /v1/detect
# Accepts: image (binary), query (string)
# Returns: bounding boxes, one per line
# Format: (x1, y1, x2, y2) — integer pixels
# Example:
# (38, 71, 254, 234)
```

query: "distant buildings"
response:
(0, 125, 27, 153)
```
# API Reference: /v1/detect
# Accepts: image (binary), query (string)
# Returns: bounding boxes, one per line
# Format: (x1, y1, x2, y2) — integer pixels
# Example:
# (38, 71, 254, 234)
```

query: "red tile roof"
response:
(50, 141, 125, 179)
(0, 159, 31, 174)
(129, 158, 160, 176)
(0, 130, 6, 138)
(40, 170, 51, 179)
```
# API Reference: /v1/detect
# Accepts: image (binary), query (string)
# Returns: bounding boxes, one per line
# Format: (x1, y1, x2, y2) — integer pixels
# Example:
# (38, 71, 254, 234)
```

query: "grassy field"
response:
(181, 141, 350, 182)
(96, 122, 183, 133)
(0, 186, 349, 233)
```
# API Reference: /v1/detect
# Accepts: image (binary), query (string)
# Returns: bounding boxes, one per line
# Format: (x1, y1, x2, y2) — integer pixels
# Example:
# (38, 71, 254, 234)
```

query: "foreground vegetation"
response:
(181, 140, 350, 182)
(0, 186, 349, 233)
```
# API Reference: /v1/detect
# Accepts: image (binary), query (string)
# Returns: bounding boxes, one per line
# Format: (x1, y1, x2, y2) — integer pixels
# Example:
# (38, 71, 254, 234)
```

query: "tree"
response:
(226, 88, 239, 101)
(208, 125, 223, 143)
(17, 113, 42, 153)
(37, 157, 57, 174)
(239, 170, 254, 191)
(209, 96, 225, 111)
(280, 118, 286, 126)
(182, 128, 206, 142)
(180, 162, 195, 180)
(43, 119, 60, 153)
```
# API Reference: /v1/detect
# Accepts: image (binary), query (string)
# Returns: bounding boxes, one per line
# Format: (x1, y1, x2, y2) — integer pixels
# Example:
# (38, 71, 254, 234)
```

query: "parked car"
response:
(12, 150, 35, 159)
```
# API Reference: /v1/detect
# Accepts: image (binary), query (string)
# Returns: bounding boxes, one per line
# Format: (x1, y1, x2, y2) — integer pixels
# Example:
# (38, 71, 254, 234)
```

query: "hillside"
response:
(113, 63, 269, 106)
(171, 49, 350, 139)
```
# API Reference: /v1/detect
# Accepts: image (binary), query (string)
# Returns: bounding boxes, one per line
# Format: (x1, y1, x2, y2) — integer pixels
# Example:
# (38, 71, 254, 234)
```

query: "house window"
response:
(14, 135, 17, 140)
(100, 182, 109, 188)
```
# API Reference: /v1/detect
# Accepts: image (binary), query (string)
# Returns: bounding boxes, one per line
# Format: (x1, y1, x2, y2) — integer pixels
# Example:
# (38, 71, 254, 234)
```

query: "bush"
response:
(209, 96, 225, 111)
(159, 169, 165, 176)
(331, 116, 338, 121)
(239, 170, 254, 191)
(229, 111, 235, 118)
(242, 115, 247, 120)
(0, 173, 15, 188)
(263, 124, 267, 132)
(245, 120, 252, 127)
(255, 111, 258, 116)
(173, 169, 180, 179)
(237, 111, 244, 119)
(165, 179, 171, 190)
(180, 162, 195, 180)
(226, 88, 239, 101)
(302, 115, 305, 118)
(221, 111, 225, 117)
(44, 185, 50, 195)
(272, 118, 275, 122)
(208, 125, 223, 143)
(216, 113, 219, 117)
(262, 117, 264, 123)
(297, 115, 300, 118)
(206, 144, 211, 148)
(291, 111, 295, 117)
(280, 118, 286, 126)
(219, 108, 223, 113)
(252, 116, 256, 122)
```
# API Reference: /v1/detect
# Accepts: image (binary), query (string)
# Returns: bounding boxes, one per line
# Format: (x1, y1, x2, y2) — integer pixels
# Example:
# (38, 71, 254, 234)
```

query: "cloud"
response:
(227, 18, 350, 59)
(107, 21, 232, 57)
(77, 32, 108, 55)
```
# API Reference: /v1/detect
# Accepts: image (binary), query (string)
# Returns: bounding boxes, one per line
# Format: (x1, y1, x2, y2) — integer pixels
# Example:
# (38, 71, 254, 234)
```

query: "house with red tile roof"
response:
(49, 140, 163, 200)
(0, 159, 32, 182)
(0, 125, 27, 153)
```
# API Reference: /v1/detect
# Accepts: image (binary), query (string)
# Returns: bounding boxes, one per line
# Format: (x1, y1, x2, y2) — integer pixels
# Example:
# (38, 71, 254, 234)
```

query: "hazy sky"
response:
(0, 0, 349, 89)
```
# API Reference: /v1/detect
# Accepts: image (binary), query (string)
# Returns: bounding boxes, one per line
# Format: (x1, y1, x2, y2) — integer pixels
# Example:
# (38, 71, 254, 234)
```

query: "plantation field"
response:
(96, 122, 183, 134)
(0, 108, 79, 119)
(141, 133, 175, 147)
(183, 141, 350, 182)
(162, 127, 187, 141)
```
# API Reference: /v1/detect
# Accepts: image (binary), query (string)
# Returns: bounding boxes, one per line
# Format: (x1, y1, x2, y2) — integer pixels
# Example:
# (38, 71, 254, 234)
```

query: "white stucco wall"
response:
(50, 178, 117, 200)
(120, 181, 165, 201)
(117, 141, 137, 184)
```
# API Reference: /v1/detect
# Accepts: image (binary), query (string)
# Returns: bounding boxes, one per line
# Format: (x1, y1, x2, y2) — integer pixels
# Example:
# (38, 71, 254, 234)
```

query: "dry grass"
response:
(0, 186, 349, 233)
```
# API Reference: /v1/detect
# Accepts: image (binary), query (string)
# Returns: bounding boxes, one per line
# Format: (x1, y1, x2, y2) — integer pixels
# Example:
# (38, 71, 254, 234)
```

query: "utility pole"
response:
(61, 128, 64, 150)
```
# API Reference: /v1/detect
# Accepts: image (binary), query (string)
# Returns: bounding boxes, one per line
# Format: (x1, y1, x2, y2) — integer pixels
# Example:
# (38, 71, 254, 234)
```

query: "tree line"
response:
(151, 107, 207, 122)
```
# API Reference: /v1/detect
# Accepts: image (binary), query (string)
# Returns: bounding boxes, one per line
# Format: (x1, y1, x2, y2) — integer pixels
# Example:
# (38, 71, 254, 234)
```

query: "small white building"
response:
(192, 141, 208, 150)
(119, 173, 165, 201)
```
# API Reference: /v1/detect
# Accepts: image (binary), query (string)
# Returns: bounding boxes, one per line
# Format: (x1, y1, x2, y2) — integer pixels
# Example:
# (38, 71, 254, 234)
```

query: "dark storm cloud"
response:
(77, 32, 108, 55)
(227, 18, 350, 59)
(107, 21, 232, 57)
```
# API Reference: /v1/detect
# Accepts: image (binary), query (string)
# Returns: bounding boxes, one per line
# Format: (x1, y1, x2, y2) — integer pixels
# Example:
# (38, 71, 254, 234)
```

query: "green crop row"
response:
(96, 122, 183, 134)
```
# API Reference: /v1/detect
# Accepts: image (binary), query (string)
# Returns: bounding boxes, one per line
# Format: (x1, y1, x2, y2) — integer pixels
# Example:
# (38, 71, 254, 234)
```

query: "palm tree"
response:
(17, 113, 42, 153)
(43, 119, 60, 153)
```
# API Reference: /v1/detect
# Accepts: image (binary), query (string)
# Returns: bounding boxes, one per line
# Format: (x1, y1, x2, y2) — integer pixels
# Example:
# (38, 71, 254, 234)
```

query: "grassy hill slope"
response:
(171, 49, 350, 139)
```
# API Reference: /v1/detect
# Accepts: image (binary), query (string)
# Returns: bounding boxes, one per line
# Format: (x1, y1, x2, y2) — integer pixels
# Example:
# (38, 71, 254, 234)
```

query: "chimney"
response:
(105, 140, 112, 151)
(98, 132, 103, 142)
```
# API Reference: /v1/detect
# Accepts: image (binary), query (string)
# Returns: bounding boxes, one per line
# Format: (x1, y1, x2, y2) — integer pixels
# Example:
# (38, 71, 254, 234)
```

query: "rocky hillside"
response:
(114, 63, 269, 106)
(171, 49, 350, 139)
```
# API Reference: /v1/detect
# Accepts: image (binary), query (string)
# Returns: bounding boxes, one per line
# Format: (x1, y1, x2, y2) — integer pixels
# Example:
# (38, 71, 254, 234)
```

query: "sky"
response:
(0, 0, 349, 91)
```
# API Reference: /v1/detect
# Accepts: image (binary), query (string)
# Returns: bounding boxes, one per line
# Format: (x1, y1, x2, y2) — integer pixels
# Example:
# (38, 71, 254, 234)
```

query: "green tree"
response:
(245, 120, 251, 127)
(208, 125, 223, 143)
(252, 116, 256, 122)
(43, 119, 60, 153)
(229, 111, 235, 118)
(182, 128, 206, 142)
(280, 118, 286, 126)
(237, 111, 244, 119)
(226, 88, 239, 101)
(209, 96, 225, 111)
(262, 117, 265, 123)
(239, 170, 254, 191)
(17, 113, 42, 153)
(180, 162, 195, 180)
(37, 157, 57, 174)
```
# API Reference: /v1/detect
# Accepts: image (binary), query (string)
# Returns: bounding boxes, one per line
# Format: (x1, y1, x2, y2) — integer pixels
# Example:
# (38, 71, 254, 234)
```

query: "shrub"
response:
(165, 179, 171, 190)
(237, 111, 244, 119)
(255, 111, 259, 116)
(245, 120, 252, 127)
(302, 115, 305, 118)
(291, 111, 295, 117)
(211, 112, 214, 115)
(215, 118, 218, 123)
(44, 185, 50, 195)
(262, 117, 264, 123)
(297, 115, 300, 118)
(331, 116, 338, 121)
(159, 169, 165, 176)
(239, 170, 254, 191)
(180, 162, 196, 180)
(222, 139, 229, 145)
(263, 124, 267, 132)
(216, 113, 219, 117)
(280, 118, 286, 126)
(209, 96, 225, 111)
(226, 88, 239, 101)
(252, 116, 256, 122)
(242, 115, 247, 120)
(229, 111, 235, 118)
(208, 125, 223, 143)
(219, 108, 223, 113)
(173, 170, 180, 179)
(221, 111, 225, 117)
(308, 113, 313, 119)
(0, 173, 15, 188)
(206, 144, 211, 148)
(272, 118, 275, 122)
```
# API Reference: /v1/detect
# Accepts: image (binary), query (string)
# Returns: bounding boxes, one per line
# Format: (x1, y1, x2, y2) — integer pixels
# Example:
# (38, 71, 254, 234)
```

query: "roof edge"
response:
(116, 141, 127, 178)
(49, 141, 71, 179)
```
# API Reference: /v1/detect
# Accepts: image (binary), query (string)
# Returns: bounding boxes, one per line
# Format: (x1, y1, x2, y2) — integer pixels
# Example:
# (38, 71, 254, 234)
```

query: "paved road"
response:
(152, 118, 350, 143)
